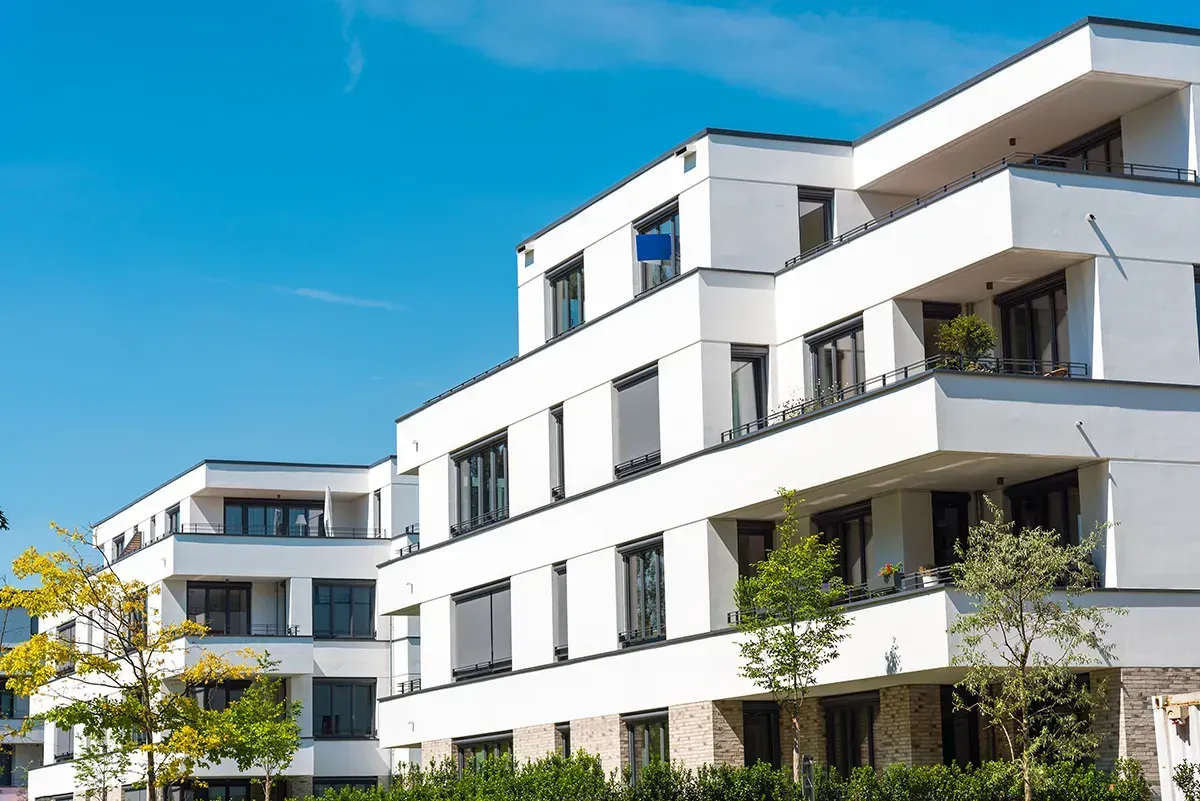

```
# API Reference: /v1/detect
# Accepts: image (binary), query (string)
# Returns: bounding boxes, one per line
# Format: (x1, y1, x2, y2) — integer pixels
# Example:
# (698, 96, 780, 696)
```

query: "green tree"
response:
(220, 661, 303, 801)
(0, 523, 258, 801)
(1175, 761, 1200, 801)
(734, 489, 850, 782)
(935, 313, 999, 364)
(949, 499, 1122, 801)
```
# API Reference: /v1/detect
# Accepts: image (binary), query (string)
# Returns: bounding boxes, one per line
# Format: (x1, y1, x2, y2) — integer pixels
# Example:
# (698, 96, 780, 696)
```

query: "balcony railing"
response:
(551, 484, 566, 502)
(784, 152, 1199, 269)
(452, 658, 512, 681)
(614, 450, 662, 480)
(180, 524, 384, 539)
(199, 623, 301, 637)
(721, 355, 1088, 443)
(554, 643, 569, 662)
(619, 624, 666, 647)
(393, 677, 422, 695)
(450, 507, 510, 537)
(393, 541, 420, 559)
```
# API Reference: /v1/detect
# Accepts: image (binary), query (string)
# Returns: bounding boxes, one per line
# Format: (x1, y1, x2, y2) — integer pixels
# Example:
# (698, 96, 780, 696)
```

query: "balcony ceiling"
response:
(901, 249, 1087, 304)
(863, 73, 1184, 197)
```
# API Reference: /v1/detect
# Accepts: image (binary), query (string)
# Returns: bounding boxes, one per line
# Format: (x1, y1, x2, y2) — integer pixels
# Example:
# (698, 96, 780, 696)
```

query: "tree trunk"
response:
(1023, 755, 1032, 801)
(147, 751, 157, 801)
(792, 710, 801, 784)
(263, 775, 272, 801)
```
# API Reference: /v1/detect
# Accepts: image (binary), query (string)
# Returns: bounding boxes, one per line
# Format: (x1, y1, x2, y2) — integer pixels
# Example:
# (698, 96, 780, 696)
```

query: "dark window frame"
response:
(1047, 120, 1123, 172)
(941, 685, 981, 767)
(194, 679, 253, 711)
(736, 520, 775, 578)
(624, 710, 669, 784)
(932, 492, 971, 568)
(552, 563, 568, 661)
(796, 187, 834, 255)
(996, 272, 1069, 367)
(730, 346, 768, 438)
(824, 691, 880, 776)
(222, 499, 326, 537)
(636, 202, 681, 294)
(556, 722, 571, 758)
(166, 505, 181, 535)
(312, 678, 376, 739)
(452, 433, 510, 535)
(614, 366, 661, 478)
(313, 580, 376, 640)
(808, 316, 866, 396)
(1005, 470, 1081, 547)
(620, 538, 666, 647)
(56, 621, 76, 675)
(814, 502, 873, 587)
(743, 701, 781, 769)
(550, 405, 566, 501)
(548, 256, 586, 338)
(312, 779, 378, 796)
(1193, 266, 1200, 354)
(454, 732, 513, 774)
(186, 581, 252, 637)
(452, 582, 513, 680)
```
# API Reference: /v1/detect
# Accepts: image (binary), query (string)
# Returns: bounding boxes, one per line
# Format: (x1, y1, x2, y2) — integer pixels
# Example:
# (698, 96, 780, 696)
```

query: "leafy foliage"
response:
(219, 659, 303, 801)
(1175, 761, 1200, 801)
(733, 489, 850, 781)
(935, 314, 999, 362)
(948, 499, 1123, 801)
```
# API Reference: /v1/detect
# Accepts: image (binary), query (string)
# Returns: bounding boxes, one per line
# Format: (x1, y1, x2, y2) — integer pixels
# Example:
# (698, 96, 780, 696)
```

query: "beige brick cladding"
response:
(668, 701, 743, 769)
(572, 713, 624, 778)
(780, 698, 825, 773)
(289, 777, 314, 800)
(1092, 667, 1200, 795)
(876, 685, 942, 768)
(514, 723, 559, 763)
(421, 738, 453, 769)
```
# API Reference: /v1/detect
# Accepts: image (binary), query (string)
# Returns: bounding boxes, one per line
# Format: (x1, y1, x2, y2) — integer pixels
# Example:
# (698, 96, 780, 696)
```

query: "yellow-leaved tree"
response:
(0, 523, 260, 801)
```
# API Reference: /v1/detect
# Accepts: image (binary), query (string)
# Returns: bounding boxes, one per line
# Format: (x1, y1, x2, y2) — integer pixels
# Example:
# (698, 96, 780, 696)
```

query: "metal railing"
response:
(424, 356, 519, 406)
(392, 541, 420, 559)
(450, 506, 510, 537)
(614, 450, 662, 479)
(202, 623, 301, 637)
(452, 658, 513, 681)
(550, 484, 566, 502)
(554, 644, 569, 662)
(180, 524, 383, 539)
(784, 152, 1199, 270)
(403, 523, 419, 535)
(619, 624, 666, 647)
(393, 677, 422, 695)
(721, 355, 1088, 443)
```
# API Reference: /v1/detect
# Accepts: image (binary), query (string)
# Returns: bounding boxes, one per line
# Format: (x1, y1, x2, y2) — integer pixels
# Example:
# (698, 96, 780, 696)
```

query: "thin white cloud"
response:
(344, 37, 365, 92)
(284, 286, 405, 310)
(335, 0, 1022, 113)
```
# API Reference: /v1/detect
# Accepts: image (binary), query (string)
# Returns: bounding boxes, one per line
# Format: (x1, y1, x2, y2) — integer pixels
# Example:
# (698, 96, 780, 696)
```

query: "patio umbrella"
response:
(323, 486, 334, 537)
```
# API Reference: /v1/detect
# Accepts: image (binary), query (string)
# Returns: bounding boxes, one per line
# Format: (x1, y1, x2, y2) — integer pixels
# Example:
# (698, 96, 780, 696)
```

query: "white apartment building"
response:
(27, 459, 419, 801)
(2, 609, 44, 799)
(375, 16, 1200, 795)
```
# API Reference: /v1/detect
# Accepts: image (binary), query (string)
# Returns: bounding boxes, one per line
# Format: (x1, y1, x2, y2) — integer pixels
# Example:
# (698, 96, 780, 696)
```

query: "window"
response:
(186, 582, 250, 636)
(636, 205, 681, 293)
(149, 516, 157, 542)
(549, 257, 585, 337)
(453, 583, 512, 680)
(737, 521, 774, 578)
(1048, 121, 1123, 173)
(743, 702, 780, 769)
(809, 319, 866, 397)
(313, 779, 377, 796)
(997, 274, 1069, 371)
(825, 692, 879, 776)
(124, 788, 148, 801)
(922, 302, 962, 360)
(625, 712, 669, 784)
(194, 680, 252, 711)
(556, 722, 571, 758)
(620, 539, 665, 646)
(730, 347, 768, 438)
(313, 582, 375, 639)
(797, 189, 833, 255)
(54, 723, 74, 762)
(0, 747, 12, 788)
(932, 492, 970, 568)
(550, 405, 565, 501)
(0, 683, 14, 718)
(455, 733, 512, 774)
(941, 686, 980, 767)
(815, 504, 872, 588)
(453, 435, 509, 535)
(223, 500, 324, 537)
(112, 534, 125, 562)
(166, 505, 181, 535)
(313, 679, 375, 738)
(552, 563, 568, 661)
(182, 780, 284, 801)
(372, 490, 382, 534)
(615, 367, 660, 478)
(123, 590, 148, 650)
(1006, 471, 1081, 547)
(56, 621, 76, 675)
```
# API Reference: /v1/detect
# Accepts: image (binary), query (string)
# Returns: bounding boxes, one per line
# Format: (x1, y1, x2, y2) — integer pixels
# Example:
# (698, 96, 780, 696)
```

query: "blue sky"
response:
(1, 0, 1198, 563)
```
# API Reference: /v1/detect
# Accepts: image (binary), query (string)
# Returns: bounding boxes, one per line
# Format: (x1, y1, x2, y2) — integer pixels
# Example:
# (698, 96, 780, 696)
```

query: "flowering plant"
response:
(877, 562, 903, 578)
(919, 564, 937, 576)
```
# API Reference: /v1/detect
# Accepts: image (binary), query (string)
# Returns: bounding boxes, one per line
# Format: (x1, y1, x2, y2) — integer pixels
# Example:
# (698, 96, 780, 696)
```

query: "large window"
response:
(941, 686, 981, 767)
(620, 539, 665, 646)
(313, 779, 377, 796)
(922, 302, 962, 360)
(455, 733, 512, 774)
(730, 347, 768, 438)
(810, 319, 866, 397)
(737, 521, 774, 578)
(313, 679, 375, 738)
(615, 367, 661, 477)
(816, 504, 872, 588)
(797, 189, 833, 255)
(1006, 471, 1081, 547)
(313, 582, 374, 639)
(550, 405, 565, 501)
(194, 680, 252, 711)
(186, 582, 250, 636)
(998, 275, 1069, 370)
(553, 563, 568, 661)
(825, 693, 879, 776)
(637, 205, 681, 293)
(453, 435, 509, 535)
(166, 505, 181, 535)
(223, 500, 324, 537)
(453, 583, 512, 680)
(56, 621, 76, 675)
(0, 746, 11, 787)
(743, 702, 780, 769)
(54, 723, 74, 762)
(549, 257, 585, 337)
(1048, 121, 1123, 173)
(625, 712, 669, 784)
(932, 492, 970, 568)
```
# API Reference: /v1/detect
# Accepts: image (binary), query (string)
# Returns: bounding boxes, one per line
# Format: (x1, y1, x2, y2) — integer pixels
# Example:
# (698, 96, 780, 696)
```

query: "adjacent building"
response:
(2, 608, 43, 799)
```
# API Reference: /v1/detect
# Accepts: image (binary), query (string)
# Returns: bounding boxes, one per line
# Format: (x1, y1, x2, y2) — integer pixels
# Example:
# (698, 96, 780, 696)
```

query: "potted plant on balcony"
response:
(934, 313, 999, 371)
(919, 564, 940, 588)
(877, 561, 903, 590)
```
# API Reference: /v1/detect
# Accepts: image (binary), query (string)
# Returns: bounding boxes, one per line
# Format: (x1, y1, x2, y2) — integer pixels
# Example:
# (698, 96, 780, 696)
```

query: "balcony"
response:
(450, 507, 509, 538)
(614, 450, 662, 480)
(452, 658, 512, 682)
(180, 523, 383, 539)
(393, 677, 422, 695)
(618, 624, 666, 648)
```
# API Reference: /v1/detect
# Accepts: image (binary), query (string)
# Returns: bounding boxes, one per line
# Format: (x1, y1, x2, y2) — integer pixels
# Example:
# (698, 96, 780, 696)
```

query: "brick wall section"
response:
(514, 723, 559, 763)
(1093, 667, 1123, 771)
(780, 698, 825, 773)
(713, 700, 744, 766)
(667, 701, 746, 770)
(877, 685, 943, 768)
(421, 738, 453, 769)
(572, 713, 624, 778)
(289, 777, 314, 799)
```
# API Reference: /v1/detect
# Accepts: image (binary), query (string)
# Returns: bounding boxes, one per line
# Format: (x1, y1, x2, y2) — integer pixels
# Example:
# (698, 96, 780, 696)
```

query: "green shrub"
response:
(935, 314, 999, 363)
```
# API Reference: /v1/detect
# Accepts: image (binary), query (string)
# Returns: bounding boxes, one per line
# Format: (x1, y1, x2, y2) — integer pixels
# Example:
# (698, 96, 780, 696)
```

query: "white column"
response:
(659, 341, 733, 461)
(564, 383, 617, 495)
(508, 410, 552, 516)
(420, 597, 453, 688)
(663, 519, 738, 638)
(288, 578, 312, 636)
(292, 675, 314, 738)
(567, 548, 621, 658)
(863, 298, 925, 378)
(418, 455, 454, 548)
(510, 565, 554, 669)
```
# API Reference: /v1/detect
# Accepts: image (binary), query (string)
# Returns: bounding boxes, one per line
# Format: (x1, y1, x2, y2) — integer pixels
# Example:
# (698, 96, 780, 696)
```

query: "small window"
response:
(550, 405, 565, 501)
(552, 563, 568, 661)
(313, 679, 375, 738)
(453, 583, 512, 680)
(736, 521, 774, 578)
(625, 712, 669, 783)
(548, 257, 585, 337)
(54, 723, 74, 762)
(636, 205, 681, 293)
(56, 621, 76, 675)
(313, 581, 375, 639)
(797, 189, 833, 256)
(556, 722, 571, 758)
(0, 685, 15, 718)
(620, 539, 665, 646)
(372, 489, 382, 535)
(112, 535, 125, 562)
(614, 368, 661, 478)
(1192, 266, 1199, 353)
(825, 692, 880, 776)
(730, 347, 768, 439)
(809, 319, 866, 398)
(166, 505, 181, 535)
(453, 435, 509, 535)
(455, 733, 512, 774)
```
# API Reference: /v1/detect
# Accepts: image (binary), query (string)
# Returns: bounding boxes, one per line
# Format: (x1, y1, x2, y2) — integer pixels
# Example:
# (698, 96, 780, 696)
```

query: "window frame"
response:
(996, 272, 1069, 369)
(312, 779, 378, 796)
(222, 499, 325, 538)
(313, 580, 376, 640)
(614, 366, 661, 478)
(452, 581, 513, 681)
(454, 732, 513, 774)
(56, 621, 76, 676)
(53, 722, 75, 762)
(736, 520, 775, 578)
(186, 581, 252, 637)
(807, 316, 866, 397)
(552, 563, 568, 661)
(635, 202, 681, 294)
(1047, 120, 1123, 173)
(623, 710, 669, 784)
(796, 187, 834, 256)
(1193, 266, 1199, 354)
(550, 404, 565, 501)
(1005, 470, 1081, 548)
(166, 505, 181, 535)
(824, 691, 880, 776)
(548, 256, 586, 338)
(451, 433, 510, 536)
(814, 502, 873, 587)
(742, 701, 781, 769)
(312, 678, 376, 739)
(194, 679, 253, 712)
(619, 537, 666, 647)
(729, 346, 768, 439)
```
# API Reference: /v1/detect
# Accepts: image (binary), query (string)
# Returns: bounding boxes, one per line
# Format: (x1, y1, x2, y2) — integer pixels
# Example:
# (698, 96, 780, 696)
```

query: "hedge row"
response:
(307, 754, 1151, 801)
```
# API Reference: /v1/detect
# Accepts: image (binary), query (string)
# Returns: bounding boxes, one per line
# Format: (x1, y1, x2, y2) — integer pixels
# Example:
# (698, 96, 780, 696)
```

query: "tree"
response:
(935, 314, 999, 364)
(0, 506, 8, 530)
(0, 523, 259, 801)
(220, 660, 303, 801)
(949, 499, 1122, 801)
(1175, 761, 1200, 801)
(733, 489, 850, 782)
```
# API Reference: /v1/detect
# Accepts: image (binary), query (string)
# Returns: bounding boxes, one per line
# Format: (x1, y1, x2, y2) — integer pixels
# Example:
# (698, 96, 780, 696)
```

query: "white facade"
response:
(28, 459, 419, 801)
(377, 15, 1200, 791)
